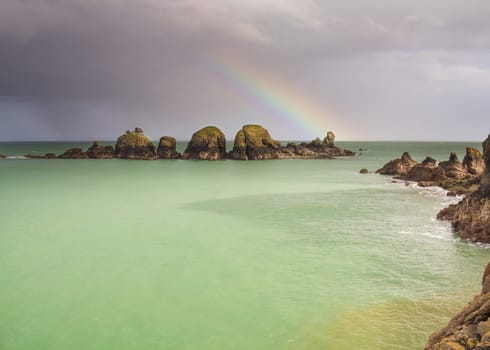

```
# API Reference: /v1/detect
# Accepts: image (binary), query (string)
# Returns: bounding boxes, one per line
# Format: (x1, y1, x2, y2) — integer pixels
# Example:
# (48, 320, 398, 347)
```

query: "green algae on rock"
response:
(182, 126, 226, 160)
(157, 136, 181, 159)
(115, 128, 157, 160)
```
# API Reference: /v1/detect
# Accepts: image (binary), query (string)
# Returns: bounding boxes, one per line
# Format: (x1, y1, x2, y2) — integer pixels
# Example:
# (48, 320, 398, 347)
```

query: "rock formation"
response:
(115, 128, 157, 160)
(359, 168, 369, 174)
(375, 152, 418, 176)
(437, 134, 490, 243)
(0, 154, 5, 159)
(59, 148, 89, 159)
(439, 153, 467, 180)
(157, 136, 181, 159)
(463, 147, 485, 176)
(229, 125, 281, 160)
(426, 261, 490, 350)
(86, 141, 115, 159)
(228, 125, 354, 160)
(404, 157, 446, 184)
(182, 126, 226, 160)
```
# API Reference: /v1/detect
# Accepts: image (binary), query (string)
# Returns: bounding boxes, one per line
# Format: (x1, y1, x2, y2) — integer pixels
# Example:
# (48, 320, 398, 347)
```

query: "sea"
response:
(0, 141, 488, 350)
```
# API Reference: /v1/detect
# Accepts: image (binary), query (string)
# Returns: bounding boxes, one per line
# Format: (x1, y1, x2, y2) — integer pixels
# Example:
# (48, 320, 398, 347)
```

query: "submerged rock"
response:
(182, 126, 226, 160)
(426, 262, 490, 350)
(375, 152, 418, 176)
(437, 134, 490, 243)
(86, 141, 115, 159)
(157, 136, 181, 159)
(115, 128, 157, 160)
(59, 148, 89, 159)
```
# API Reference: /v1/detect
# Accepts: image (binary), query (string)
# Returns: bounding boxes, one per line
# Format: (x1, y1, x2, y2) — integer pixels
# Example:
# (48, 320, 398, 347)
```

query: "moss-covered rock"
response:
(229, 124, 281, 160)
(86, 141, 115, 159)
(115, 128, 157, 160)
(182, 126, 226, 160)
(157, 136, 181, 159)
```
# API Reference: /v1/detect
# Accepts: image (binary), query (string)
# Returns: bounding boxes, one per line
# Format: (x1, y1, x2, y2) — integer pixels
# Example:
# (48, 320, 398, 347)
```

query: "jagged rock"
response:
(376, 152, 418, 176)
(359, 168, 369, 174)
(439, 153, 467, 180)
(59, 148, 89, 159)
(182, 126, 226, 160)
(115, 128, 157, 160)
(229, 125, 281, 160)
(464, 147, 485, 176)
(426, 262, 490, 350)
(86, 141, 115, 159)
(437, 134, 490, 243)
(324, 131, 335, 145)
(404, 157, 447, 182)
(157, 136, 181, 159)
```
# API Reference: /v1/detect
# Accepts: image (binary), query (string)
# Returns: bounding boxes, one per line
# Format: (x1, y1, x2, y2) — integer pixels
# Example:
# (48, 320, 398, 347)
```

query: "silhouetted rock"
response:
(426, 262, 490, 350)
(86, 141, 115, 159)
(182, 126, 226, 160)
(157, 136, 181, 159)
(376, 152, 418, 176)
(115, 128, 157, 160)
(463, 147, 485, 176)
(59, 148, 89, 159)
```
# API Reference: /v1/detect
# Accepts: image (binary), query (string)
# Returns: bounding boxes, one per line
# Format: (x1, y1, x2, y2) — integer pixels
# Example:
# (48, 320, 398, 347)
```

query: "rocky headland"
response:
(425, 262, 490, 350)
(376, 147, 485, 196)
(21, 125, 354, 161)
(375, 135, 490, 349)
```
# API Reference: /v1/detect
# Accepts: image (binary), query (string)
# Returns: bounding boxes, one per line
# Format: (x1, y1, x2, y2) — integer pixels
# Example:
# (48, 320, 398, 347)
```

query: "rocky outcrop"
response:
(426, 262, 490, 350)
(229, 125, 281, 160)
(59, 148, 89, 159)
(404, 157, 446, 184)
(228, 125, 354, 160)
(377, 151, 482, 195)
(437, 134, 490, 242)
(115, 128, 157, 160)
(182, 126, 226, 160)
(86, 141, 115, 159)
(375, 152, 418, 176)
(157, 136, 181, 159)
(463, 148, 485, 176)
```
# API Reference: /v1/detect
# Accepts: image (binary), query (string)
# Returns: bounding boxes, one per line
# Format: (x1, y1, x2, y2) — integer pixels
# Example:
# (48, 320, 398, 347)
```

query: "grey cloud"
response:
(0, 0, 489, 140)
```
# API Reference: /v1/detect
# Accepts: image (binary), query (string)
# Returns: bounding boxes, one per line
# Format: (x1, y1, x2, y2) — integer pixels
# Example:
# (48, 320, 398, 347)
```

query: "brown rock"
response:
(404, 157, 447, 183)
(157, 136, 181, 159)
(440, 153, 467, 179)
(182, 126, 226, 160)
(359, 168, 369, 174)
(229, 125, 281, 160)
(376, 152, 418, 176)
(86, 141, 115, 159)
(324, 131, 335, 145)
(59, 148, 89, 159)
(463, 147, 485, 176)
(115, 128, 157, 160)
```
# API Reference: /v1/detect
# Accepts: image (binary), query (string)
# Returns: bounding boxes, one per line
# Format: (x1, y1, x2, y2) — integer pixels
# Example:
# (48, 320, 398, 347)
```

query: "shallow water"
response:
(0, 141, 488, 350)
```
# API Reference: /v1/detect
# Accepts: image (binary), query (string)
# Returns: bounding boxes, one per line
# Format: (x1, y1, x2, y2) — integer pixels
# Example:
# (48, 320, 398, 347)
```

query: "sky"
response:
(1, 0, 489, 141)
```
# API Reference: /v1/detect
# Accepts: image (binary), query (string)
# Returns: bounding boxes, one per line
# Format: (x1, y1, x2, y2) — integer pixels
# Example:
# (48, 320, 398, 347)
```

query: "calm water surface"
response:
(0, 141, 488, 350)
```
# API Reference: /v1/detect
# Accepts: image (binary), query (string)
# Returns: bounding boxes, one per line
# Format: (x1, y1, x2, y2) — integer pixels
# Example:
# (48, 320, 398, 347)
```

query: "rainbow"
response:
(203, 56, 352, 140)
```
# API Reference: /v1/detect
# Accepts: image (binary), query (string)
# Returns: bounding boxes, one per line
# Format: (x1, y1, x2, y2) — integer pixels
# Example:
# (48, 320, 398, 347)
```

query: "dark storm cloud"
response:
(0, 0, 490, 140)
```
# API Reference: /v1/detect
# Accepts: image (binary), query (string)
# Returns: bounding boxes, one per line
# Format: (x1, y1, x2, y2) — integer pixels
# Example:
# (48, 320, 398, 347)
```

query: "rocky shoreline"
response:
(376, 134, 490, 349)
(9, 125, 354, 161)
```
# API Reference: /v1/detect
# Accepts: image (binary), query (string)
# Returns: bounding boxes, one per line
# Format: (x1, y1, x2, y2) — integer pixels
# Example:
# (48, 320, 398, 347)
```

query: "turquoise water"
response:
(0, 141, 488, 350)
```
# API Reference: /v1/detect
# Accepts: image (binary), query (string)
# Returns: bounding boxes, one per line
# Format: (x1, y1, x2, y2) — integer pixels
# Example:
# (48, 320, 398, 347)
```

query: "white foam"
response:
(6, 156, 28, 160)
